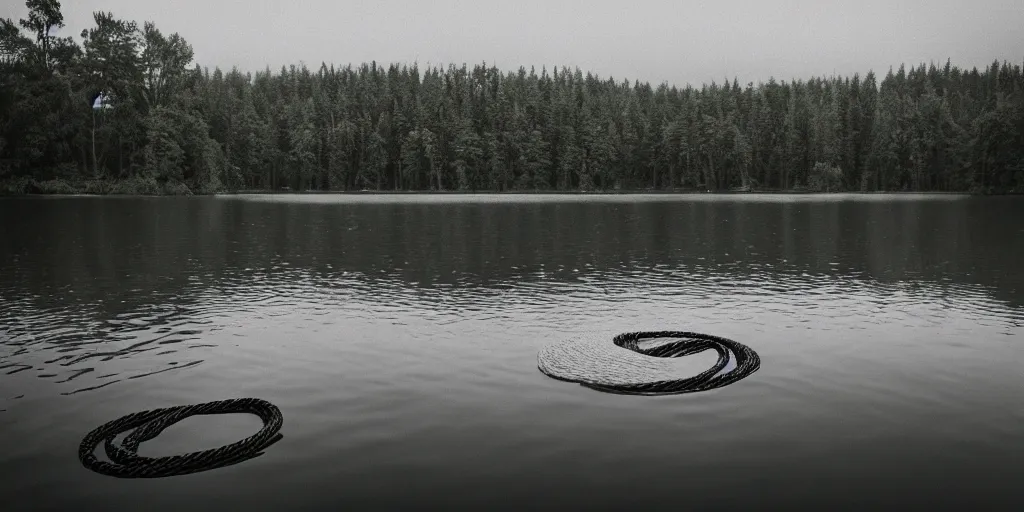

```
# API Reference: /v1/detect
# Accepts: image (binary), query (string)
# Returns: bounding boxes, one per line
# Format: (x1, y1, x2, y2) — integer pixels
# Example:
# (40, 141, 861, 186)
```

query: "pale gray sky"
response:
(5, 0, 1023, 87)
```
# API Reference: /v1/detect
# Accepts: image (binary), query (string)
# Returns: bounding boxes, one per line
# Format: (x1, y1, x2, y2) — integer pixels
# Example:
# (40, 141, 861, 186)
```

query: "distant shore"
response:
(1, 178, 1005, 197)
(217, 189, 977, 197)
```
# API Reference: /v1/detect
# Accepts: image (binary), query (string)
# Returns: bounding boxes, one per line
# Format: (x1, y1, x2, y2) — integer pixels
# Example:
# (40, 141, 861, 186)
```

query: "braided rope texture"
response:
(538, 331, 760, 395)
(79, 397, 284, 478)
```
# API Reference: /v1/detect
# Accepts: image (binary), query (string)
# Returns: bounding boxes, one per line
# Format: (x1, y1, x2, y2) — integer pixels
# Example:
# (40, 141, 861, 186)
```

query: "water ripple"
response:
(3, 255, 1020, 405)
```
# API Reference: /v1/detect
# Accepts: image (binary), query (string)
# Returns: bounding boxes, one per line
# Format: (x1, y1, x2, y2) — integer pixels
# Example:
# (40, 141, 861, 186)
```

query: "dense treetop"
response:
(2, 1, 1022, 194)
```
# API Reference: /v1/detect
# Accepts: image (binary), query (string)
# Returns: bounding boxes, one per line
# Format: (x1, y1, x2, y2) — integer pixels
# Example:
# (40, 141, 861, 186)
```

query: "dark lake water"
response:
(1, 194, 1022, 510)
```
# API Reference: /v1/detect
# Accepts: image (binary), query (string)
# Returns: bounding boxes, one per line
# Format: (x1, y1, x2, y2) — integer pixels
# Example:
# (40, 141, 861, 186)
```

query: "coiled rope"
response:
(79, 397, 284, 478)
(538, 331, 760, 395)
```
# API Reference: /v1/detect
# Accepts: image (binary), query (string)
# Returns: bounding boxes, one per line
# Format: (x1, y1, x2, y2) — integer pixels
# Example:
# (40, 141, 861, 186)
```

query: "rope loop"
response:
(539, 331, 760, 395)
(79, 397, 284, 478)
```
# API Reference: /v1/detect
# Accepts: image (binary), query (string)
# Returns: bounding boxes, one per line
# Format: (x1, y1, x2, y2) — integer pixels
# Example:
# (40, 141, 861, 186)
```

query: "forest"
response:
(2, 1, 1023, 195)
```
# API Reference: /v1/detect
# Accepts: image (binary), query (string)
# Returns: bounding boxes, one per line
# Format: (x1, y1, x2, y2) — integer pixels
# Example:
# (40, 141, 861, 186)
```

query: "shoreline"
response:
(220, 189, 976, 196)
(0, 178, 1009, 198)
(0, 189, 996, 198)
(0, 178, 1007, 197)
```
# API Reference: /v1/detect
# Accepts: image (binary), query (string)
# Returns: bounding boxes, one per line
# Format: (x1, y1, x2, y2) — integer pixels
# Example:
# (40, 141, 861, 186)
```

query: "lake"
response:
(1, 193, 1021, 510)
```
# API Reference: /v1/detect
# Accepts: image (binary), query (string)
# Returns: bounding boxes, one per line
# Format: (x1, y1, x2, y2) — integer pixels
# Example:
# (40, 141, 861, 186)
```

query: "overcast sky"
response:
(4, 0, 1023, 86)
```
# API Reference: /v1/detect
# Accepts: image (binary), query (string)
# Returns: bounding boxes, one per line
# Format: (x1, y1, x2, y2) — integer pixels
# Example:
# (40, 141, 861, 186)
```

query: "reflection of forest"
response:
(2, 197, 1022, 316)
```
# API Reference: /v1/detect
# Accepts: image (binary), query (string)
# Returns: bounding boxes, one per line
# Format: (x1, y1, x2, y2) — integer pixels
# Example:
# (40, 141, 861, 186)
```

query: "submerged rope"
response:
(538, 331, 760, 395)
(79, 397, 284, 478)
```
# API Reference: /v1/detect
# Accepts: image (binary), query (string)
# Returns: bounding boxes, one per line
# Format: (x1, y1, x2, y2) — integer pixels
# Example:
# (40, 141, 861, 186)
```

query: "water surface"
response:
(1, 194, 1022, 509)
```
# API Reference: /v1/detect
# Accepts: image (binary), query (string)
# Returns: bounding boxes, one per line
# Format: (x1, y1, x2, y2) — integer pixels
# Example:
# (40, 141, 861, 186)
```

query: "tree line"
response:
(2, 1, 1022, 195)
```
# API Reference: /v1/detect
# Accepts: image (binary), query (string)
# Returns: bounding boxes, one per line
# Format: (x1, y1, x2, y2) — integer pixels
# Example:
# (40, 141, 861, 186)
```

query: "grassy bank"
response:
(0, 177, 201, 196)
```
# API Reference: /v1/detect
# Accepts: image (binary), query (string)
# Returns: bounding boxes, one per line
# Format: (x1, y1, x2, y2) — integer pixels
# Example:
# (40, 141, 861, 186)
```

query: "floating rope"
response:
(79, 397, 284, 478)
(538, 331, 760, 395)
